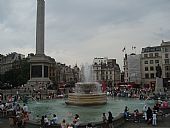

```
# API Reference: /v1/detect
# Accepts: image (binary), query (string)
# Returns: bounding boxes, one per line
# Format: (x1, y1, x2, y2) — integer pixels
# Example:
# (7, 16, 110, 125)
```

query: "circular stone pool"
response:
(27, 97, 154, 123)
(66, 82, 107, 105)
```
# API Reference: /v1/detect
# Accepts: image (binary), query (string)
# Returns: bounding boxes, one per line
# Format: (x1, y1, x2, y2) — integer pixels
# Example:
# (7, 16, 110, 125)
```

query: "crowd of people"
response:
(111, 86, 169, 100)
(115, 87, 150, 99)
(123, 100, 169, 126)
(39, 113, 80, 128)
(0, 101, 29, 128)
(37, 111, 115, 128)
(0, 88, 169, 128)
(102, 111, 114, 128)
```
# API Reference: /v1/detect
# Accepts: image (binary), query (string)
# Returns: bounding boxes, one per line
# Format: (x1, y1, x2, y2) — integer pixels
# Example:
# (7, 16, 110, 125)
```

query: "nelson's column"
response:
(28, 0, 55, 89)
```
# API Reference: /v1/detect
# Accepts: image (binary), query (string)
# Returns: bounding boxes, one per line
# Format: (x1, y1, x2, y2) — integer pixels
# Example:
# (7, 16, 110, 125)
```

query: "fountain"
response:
(26, 66, 155, 123)
(65, 64, 107, 105)
(27, 64, 155, 122)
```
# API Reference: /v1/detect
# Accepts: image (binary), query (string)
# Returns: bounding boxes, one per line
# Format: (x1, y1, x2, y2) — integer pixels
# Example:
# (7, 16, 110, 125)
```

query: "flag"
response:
(122, 47, 125, 52)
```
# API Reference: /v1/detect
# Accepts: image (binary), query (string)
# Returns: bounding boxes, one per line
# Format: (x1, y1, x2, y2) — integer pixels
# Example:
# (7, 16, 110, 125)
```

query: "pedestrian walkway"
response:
(122, 114, 170, 128)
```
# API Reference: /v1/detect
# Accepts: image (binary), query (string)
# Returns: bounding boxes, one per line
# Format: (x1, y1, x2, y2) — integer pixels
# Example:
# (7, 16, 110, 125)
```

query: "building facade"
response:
(124, 53, 141, 84)
(160, 40, 170, 87)
(123, 40, 170, 88)
(92, 57, 121, 87)
(0, 52, 25, 75)
(141, 45, 162, 87)
(55, 63, 80, 85)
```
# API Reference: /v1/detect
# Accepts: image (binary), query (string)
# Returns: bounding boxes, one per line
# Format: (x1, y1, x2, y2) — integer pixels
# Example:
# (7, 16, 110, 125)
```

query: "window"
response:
(150, 73, 154, 78)
(155, 47, 161, 51)
(165, 66, 170, 71)
(150, 66, 154, 71)
(145, 67, 148, 71)
(144, 54, 148, 58)
(165, 59, 169, 64)
(144, 61, 148, 64)
(155, 60, 159, 64)
(165, 48, 168, 52)
(149, 53, 153, 57)
(165, 53, 169, 58)
(145, 73, 149, 79)
(150, 60, 154, 64)
(155, 53, 159, 57)
(166, 72, 170, 78)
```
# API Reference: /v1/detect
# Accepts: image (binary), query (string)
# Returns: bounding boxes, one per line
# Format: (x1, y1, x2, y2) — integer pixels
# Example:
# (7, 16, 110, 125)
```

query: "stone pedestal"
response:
(27, 54, 52, 90)
(154, 77, 164, 94)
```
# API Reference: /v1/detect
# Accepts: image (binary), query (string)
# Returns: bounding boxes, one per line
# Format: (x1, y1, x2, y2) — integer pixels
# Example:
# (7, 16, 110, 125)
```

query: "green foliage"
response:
(0, 59, 30, 88)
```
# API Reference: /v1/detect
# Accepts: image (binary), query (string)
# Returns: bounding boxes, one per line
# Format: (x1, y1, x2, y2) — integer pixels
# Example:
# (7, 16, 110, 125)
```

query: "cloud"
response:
(0, 0, 170, 69)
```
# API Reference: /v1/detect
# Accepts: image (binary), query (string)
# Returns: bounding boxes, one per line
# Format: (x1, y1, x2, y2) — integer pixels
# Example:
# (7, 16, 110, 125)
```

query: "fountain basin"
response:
(65, 93, 107, 106)
(27, 97, 155, 123)
(65, 82, 107, 106)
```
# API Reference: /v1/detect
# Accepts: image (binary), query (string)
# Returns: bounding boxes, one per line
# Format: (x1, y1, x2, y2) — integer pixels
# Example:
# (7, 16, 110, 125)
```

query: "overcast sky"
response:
(0, 0, 170, 70)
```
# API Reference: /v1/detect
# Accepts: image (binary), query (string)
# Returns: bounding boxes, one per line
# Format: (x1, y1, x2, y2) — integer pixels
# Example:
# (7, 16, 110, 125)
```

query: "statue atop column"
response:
(156, 64, 162, 78)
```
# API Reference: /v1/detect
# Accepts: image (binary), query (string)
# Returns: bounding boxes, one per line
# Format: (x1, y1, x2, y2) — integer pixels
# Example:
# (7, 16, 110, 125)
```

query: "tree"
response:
(1, 59, 30, 88)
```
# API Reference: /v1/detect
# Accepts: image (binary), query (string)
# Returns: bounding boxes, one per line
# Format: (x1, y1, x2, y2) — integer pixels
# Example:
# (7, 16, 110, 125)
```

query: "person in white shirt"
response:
(23, 104, 28, 113)
(152, 111, 157, 126)
(0, 103, 4, 111)
(51, 114, 58, 124)
(143, 104, 148, 121)
(44, 115, 49, 127)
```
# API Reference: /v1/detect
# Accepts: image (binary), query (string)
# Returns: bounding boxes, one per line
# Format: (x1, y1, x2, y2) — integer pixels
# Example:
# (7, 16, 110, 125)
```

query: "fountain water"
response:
(25, 96, 39, 104)
(65, 64, 107, 105)
(31, 97, 39, 104)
